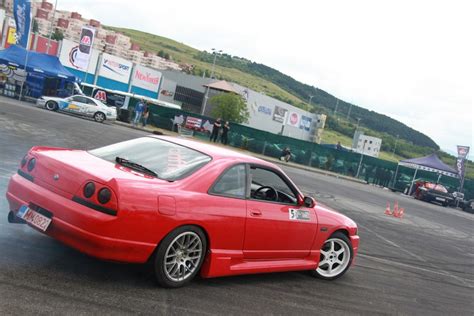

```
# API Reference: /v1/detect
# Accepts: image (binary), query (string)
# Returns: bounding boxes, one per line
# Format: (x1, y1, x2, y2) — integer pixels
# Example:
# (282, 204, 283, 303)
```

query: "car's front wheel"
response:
(154, 226, 207, 288)
(311, 232, 353, 280)
(93, 112, 106, 123)
(45, 101, 58, 111)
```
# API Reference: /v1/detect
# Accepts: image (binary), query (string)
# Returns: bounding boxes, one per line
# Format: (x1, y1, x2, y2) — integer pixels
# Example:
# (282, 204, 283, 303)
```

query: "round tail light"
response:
(27, 158, 36, 172)
(21, 155, 28, 167)
(83, 182, 95, 198)
(98, 188, 111, 204)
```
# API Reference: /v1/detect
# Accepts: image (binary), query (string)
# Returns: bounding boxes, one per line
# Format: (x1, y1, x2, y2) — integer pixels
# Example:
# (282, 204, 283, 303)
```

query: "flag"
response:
(13, 0, 31, 48)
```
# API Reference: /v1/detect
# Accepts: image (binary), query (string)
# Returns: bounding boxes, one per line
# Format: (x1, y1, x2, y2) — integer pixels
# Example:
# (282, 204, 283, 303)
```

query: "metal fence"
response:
(145, 105, 473, 200)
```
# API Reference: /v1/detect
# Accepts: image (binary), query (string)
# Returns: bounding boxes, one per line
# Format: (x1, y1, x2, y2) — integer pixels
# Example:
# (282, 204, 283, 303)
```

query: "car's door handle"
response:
(250, 209, 262, 216)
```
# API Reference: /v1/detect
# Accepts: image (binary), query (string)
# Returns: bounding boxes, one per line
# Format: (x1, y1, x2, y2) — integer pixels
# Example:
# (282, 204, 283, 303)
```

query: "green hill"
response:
(107, 26, 473, 179)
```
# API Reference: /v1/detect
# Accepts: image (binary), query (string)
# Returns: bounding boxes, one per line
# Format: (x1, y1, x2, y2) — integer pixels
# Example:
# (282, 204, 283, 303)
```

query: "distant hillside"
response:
(108, 27, 442, 155)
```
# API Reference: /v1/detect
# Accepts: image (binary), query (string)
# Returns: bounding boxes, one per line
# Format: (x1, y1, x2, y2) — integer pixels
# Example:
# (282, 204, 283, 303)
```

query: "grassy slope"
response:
(108, 27, 472, 178)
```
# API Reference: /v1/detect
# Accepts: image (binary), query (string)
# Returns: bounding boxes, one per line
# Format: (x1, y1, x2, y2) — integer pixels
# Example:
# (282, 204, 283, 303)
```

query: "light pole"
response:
(334, 98, 339, 115)
(46, 0, 59, 55)
(391, 134, 399, 158)
(347, 103, 352, 120)
(355, 118, 361, 131)
(356, 139, 368, 178)
(308, 95, 314, 107)
(201, 48, 222, 115)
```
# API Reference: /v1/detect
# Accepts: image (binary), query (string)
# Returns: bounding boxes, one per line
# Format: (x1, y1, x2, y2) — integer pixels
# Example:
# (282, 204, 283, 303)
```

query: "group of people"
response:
(132, 98, 150, 127)
(210, 118, 231, 145)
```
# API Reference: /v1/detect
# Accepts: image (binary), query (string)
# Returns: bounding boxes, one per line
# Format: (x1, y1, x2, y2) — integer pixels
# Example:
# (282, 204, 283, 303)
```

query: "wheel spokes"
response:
(164, 232, 203, 282)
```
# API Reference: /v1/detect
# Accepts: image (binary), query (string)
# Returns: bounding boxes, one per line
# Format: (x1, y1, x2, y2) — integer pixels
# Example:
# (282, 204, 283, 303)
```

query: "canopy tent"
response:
(0, 45, 75, 81)
(393, 153, 458, 194)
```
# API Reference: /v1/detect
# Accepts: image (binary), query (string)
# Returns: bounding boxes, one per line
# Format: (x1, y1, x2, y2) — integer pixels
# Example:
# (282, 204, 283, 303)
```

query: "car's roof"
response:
(151, 135, 275, 167)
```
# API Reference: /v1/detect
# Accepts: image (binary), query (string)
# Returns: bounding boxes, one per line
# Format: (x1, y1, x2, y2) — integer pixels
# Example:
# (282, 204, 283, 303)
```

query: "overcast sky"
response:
(58, 0, 473, 157)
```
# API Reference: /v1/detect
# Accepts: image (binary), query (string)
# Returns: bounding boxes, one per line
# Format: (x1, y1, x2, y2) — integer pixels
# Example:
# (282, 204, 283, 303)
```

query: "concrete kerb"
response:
(113, 121, 367, 185)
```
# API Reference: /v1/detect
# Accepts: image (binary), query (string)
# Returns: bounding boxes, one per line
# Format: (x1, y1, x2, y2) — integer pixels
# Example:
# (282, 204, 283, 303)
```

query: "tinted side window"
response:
(72, 96, 88, 103)
(250, 167, 297, 204)
(210, 165, 246, 198)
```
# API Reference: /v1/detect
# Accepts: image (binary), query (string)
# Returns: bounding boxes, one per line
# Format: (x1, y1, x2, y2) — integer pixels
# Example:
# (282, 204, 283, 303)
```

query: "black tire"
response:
(45, 100, 58, 111)
(311, 232, 353, 281)
(93, 112, 106, 123)
(153, 225, 207, 288)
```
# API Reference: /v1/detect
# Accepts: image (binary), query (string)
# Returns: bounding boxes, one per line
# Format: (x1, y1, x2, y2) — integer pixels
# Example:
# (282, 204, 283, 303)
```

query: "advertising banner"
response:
(98, 53, 132, 84)
(73, 26, 95, 70)
(300, 115, 312, 131)
(272, 106, 288, 123)
(59, 39, 99, 74)
(131, 65, 162, 92)
(13, 0, 31, 48)
(457, 145, 470, 159)
(286, 111, 300, 127)
(92, 88, 126, 108)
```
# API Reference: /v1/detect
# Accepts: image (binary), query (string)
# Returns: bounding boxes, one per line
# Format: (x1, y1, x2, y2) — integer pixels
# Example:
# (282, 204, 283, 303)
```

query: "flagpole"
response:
(19, 0, 33, 101)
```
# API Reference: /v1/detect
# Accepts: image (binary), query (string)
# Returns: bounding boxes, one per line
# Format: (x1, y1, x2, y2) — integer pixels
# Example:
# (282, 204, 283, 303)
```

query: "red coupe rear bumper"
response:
(6, 174, 155, 263)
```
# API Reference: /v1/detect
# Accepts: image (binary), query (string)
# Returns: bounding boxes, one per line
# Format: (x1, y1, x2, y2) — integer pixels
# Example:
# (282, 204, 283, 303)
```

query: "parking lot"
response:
(0, 97, 473, 315)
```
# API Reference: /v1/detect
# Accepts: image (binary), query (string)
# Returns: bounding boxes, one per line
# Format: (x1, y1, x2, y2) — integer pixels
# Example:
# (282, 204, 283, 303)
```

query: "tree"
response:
(210, 93, 249, 124)
(51, 29, 64, 41)
(32, 20, 39, 33)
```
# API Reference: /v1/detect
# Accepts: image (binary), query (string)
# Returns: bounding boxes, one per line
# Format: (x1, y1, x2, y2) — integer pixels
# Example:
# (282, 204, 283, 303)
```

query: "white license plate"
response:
(17, 205, 52, 232)
(435, 197, 445, 202)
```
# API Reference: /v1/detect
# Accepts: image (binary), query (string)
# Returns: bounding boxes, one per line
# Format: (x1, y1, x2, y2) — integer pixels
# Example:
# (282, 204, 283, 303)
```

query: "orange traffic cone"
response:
(384, 201, 392, 215)
(393, 201, 399, 217)
(396, 208, 405, 219)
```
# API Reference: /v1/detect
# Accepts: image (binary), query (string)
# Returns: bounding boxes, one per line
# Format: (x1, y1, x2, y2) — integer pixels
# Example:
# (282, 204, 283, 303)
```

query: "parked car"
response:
(6, 136, 359, 288)
(36, 95, 117, 123)
(460, 199, 474, 214)
(409, 180, 454, 207)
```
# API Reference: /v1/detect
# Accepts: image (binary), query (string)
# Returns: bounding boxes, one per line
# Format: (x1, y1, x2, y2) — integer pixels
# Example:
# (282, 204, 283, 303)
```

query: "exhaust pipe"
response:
(8, 211, 25, 224)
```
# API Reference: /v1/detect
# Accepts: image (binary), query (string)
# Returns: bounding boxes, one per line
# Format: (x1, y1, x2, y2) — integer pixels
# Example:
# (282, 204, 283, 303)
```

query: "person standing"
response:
(142, 107, 150, 127)
(210, 118, 222, 142)
(133, 99, 145, 127)
(221, 121, 230, 145)
(280, 147, 292, 162)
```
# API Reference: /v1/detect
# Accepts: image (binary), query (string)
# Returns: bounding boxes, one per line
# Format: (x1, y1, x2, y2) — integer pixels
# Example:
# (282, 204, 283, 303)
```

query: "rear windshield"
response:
(425, 183, 448, 193)
(89, 137, 211, 181)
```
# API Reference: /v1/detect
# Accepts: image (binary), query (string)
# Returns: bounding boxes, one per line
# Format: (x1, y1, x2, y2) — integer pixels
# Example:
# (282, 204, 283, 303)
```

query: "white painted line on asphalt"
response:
(358, 222, 474, 288)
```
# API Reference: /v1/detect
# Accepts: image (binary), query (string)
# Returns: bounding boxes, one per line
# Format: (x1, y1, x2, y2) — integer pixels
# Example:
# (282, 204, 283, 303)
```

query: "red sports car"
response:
(6, 136, 359, 288)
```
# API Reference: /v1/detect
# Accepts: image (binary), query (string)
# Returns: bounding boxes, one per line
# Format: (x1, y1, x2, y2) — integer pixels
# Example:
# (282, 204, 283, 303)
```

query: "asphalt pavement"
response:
(1, 97, 473, 315)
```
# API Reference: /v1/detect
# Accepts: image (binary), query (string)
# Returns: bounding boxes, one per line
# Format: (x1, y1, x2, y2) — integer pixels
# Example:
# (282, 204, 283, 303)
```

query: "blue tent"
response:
(0, 45, 75, 81)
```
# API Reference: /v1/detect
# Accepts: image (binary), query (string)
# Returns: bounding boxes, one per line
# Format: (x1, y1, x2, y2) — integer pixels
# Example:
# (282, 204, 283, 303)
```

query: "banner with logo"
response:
(131, 65, 162, 92)
(272, 106, 288, 123)
(92, 88, 126, 108)
(13, 0, 31, 48)
(73, 26, 95, 70)
(98, 53, 132, 84)
(59, 39, 99, 74)
(457, 145, 470, 160)
(286, 111, 300, 127)
(299, 115, 312, 131)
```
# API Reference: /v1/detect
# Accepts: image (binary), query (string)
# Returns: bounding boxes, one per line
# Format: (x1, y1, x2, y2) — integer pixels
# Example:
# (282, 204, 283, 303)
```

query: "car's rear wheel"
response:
(311, 232, 353, 280)
(93, 112, 106, 123)
(154, 226, 207, 288)
(45, 101, 58, 111)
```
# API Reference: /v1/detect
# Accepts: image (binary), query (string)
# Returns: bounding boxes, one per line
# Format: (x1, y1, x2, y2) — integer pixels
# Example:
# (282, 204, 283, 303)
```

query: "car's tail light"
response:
(75, 181, 118, 215)
(27, 158, 36, 172)
(83, 182, 95, 198)
(97, 188, 111, 204)
(21, 155, 28, 168)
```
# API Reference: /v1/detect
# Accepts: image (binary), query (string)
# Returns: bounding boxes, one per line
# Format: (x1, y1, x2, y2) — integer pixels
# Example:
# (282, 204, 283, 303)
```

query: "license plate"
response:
(17, 205, 52, 232)
(435, 197, 445, 202)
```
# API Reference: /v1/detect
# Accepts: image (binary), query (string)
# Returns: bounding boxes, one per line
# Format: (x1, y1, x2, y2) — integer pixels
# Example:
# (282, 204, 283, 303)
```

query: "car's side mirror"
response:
(303, 196, 316, 208)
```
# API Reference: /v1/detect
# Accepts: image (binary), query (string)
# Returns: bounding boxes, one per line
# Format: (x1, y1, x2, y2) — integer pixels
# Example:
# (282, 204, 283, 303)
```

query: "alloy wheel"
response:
(163, 231, 203, 282)
(316, 238, 351, 278)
